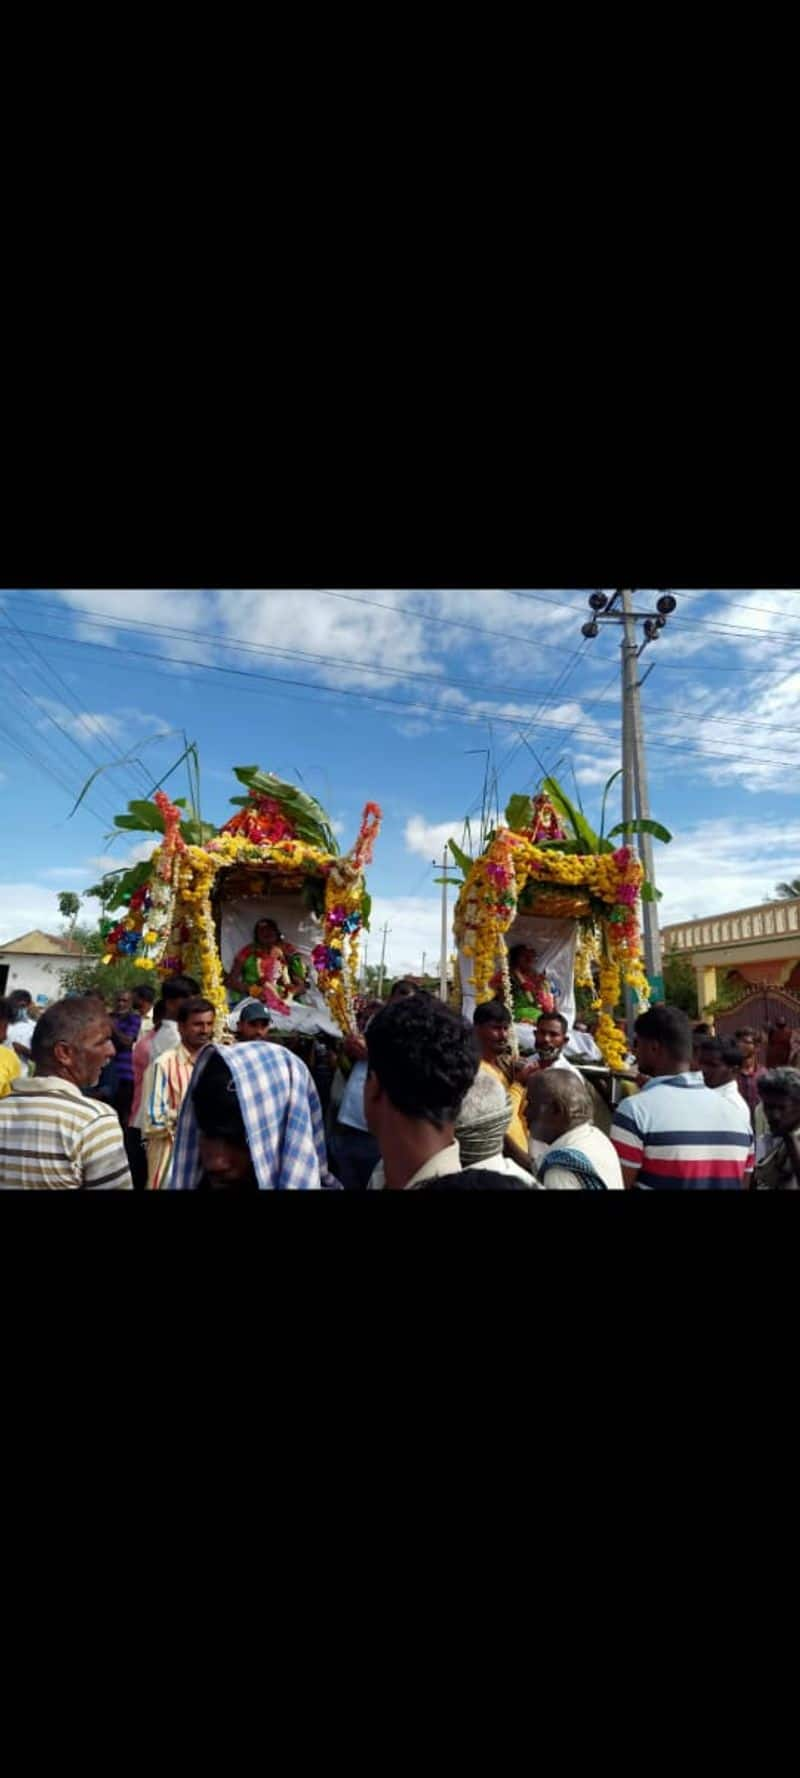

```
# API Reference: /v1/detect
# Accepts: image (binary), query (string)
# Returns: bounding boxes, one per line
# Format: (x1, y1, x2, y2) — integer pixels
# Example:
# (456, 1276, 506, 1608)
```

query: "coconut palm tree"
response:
(775, 879, 800, 899)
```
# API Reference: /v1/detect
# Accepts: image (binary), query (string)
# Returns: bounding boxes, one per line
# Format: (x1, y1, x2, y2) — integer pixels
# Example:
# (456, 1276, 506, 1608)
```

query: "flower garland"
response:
(454, 831, 650, 1070)
(100, 795, 383, 1040)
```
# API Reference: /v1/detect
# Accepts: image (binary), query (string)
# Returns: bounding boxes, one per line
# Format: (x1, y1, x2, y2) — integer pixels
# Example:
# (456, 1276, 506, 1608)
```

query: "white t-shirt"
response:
(150, 1020, 181, 1062)
(536, 1121, 624, 1190)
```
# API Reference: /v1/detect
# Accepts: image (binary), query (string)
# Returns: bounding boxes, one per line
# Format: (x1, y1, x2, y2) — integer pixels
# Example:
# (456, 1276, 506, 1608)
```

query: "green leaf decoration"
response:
(599, 768, 623, 841)
(505, 793, 534, 833)
(640, 879, 664, 901)
(607, 819, 672, 845)
(113, 799, 167, 834)
(447, 838, 474, 879)
(360, 891, 372, 930)
(232, 766, 339, 854)
(104, 860, 156, 911)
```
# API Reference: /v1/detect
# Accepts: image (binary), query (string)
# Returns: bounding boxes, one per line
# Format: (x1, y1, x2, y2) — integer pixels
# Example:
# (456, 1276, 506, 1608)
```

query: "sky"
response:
(1, 587, 800, 976)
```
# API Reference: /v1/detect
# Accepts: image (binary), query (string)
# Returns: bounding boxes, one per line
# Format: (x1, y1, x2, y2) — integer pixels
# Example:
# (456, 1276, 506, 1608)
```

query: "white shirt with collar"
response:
(368, 1141, 463, 1191)
(150, 1019, 181, 1062)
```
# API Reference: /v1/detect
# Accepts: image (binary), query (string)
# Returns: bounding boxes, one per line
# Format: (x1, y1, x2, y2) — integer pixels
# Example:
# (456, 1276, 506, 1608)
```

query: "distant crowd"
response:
(0, 981, 799, 1190)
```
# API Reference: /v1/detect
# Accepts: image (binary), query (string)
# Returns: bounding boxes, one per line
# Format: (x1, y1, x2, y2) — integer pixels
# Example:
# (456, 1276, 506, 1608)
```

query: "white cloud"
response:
(363, 895, 448, 978)
(404, 815, 465, 861)
(0, 883, 101, 948)
(657, 818, 800, 925)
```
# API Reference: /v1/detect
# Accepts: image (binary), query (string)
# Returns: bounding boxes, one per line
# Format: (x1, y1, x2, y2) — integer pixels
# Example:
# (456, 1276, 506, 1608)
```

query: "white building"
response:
(0, 930, 93, 1006)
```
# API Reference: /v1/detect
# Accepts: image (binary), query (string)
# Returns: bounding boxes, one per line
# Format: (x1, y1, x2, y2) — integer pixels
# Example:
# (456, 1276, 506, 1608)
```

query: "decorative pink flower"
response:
(616, 883, 638, 906)
(613, 846, 633, 869)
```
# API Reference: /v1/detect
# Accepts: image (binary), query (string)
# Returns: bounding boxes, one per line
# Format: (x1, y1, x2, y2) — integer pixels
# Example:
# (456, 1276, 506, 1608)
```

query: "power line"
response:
(10, 622, 800, 776)
(0, 612, 604, 715)
(3, 605, 153, 799)
(0, 641, 122, 822)
(23, 589, 586, 665)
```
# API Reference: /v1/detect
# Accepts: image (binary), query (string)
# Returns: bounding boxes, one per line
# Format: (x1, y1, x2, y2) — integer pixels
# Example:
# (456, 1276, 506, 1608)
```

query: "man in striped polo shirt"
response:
(610, 1005, 753, 1192)
(0, 996, 132, 1190)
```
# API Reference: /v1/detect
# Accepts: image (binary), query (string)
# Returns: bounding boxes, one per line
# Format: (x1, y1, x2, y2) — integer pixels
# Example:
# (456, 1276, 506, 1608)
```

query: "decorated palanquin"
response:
(99, 768, 381, 1038)
(452, 785, 653, 1072)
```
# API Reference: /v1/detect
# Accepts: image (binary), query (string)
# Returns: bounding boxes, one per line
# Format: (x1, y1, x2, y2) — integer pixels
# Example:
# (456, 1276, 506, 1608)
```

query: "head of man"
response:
(473, 999, 511, 1061)
(114, 989, 133, 1016)
(192, 1049, 257, 1191)
(736, 1028, 758, 1065)
(31, 996, 115, 1090)
(698, 1036, 743, 1090)
(633, 1004, 693, 1080)
(389, 977, 420, 1001)
(365, 996, 477, 1184)
(235, 997, 272, 1042)
(455, 1069, 513, 1167)
(509, 943, 537, 978)
(535, 1012, 569, 1065)
(254, 918, 281, 950)
(161, 980, 192, 1022)
(757, 1068, 800, 1139)
(133, 985, 155, 1017)
(177, 995, 215, 1054)
(527, 1068, 594, 1147)
(9, 990, 32, 1022)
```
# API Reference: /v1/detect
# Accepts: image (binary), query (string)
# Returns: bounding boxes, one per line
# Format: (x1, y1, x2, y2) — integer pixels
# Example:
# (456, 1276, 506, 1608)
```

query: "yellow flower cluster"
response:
(207, 832, 333, 876)
(575, 926, 600, 990)
(594, 1012, 629, 1072)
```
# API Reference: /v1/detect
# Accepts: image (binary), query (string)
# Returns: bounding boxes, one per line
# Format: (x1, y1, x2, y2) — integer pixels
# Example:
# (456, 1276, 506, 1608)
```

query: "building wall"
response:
(0, 952, 89, 1006)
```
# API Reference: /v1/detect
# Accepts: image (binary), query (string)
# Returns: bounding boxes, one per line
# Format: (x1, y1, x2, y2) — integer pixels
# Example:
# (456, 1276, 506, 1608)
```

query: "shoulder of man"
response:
(421, 1167, 533, 1192)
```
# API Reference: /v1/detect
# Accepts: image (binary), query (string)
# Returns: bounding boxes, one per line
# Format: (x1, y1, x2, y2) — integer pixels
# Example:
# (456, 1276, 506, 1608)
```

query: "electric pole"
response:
(580, 589, 677, 1000)
(433, 847, 462, 1004)
(377, 922, 390, 999)
(421, 950, 426, 981)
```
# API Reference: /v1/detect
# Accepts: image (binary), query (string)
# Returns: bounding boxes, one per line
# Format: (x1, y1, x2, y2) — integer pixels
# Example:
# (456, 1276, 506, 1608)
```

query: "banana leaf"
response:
(113, 801, 167, 833)
(361, 890, 372, 930)
(607, 818, 672, 845)
(504, 793, 533, 833)
(104, 860, 156, 911)
(447, 838, 474, 879)
(232, 766, 339, 854)
(599, 769, 623, 841)
(640, 880, 664, 901)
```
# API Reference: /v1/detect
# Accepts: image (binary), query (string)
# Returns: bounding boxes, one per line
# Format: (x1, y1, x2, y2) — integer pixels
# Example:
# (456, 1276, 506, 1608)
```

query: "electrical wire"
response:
(11, 623, 800, 775)
(3, 604, 154, 798)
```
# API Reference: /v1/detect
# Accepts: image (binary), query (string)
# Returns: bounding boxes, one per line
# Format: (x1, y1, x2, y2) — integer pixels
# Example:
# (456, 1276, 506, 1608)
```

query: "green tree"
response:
(57, 891, 81, 941)
(775, 878, 800, 899)
(662, 948, 698, 1017)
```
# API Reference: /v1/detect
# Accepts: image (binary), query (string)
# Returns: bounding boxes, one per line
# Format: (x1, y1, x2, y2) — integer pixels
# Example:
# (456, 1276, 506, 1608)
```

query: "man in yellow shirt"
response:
(0, 999, 22, 1098)
(473, 999, 535, 1170)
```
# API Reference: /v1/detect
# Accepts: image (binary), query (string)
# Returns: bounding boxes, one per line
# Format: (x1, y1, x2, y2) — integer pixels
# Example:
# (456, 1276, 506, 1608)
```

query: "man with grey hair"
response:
(754, 1067, 800, 1190)
(0, 995, 132, 1189)
(527, 1068, 623, 1191)
(454, 1069, 534, 1185)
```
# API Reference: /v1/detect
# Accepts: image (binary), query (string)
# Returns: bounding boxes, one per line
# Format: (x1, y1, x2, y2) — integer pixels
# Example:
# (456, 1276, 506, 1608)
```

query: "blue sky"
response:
(1, 588, 800, 973)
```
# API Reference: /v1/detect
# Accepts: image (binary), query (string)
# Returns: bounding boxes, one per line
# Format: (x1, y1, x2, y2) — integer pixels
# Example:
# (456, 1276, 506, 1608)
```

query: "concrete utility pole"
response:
(580, 589, 677, 1004)
(377, 923, 390, 998)
(621, 589, 663, 988)
(432, 848, 462, 1004)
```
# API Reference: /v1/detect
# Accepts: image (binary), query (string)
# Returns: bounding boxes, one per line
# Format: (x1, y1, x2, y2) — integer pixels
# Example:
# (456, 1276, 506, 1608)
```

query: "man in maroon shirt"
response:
(735, 1027, 766, 1125)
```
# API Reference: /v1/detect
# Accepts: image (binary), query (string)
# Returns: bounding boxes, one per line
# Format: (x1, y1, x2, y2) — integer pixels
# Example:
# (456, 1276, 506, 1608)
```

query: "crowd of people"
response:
(1, 972, 800, 1189)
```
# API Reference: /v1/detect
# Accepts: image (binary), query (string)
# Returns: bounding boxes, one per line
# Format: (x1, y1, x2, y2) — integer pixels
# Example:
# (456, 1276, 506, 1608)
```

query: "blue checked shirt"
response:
(169, 1042, 339, 1191)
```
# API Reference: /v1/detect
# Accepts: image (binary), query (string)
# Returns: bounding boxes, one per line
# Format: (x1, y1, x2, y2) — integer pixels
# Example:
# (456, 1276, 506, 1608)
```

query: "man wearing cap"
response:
(234, 998, 273, 1042)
